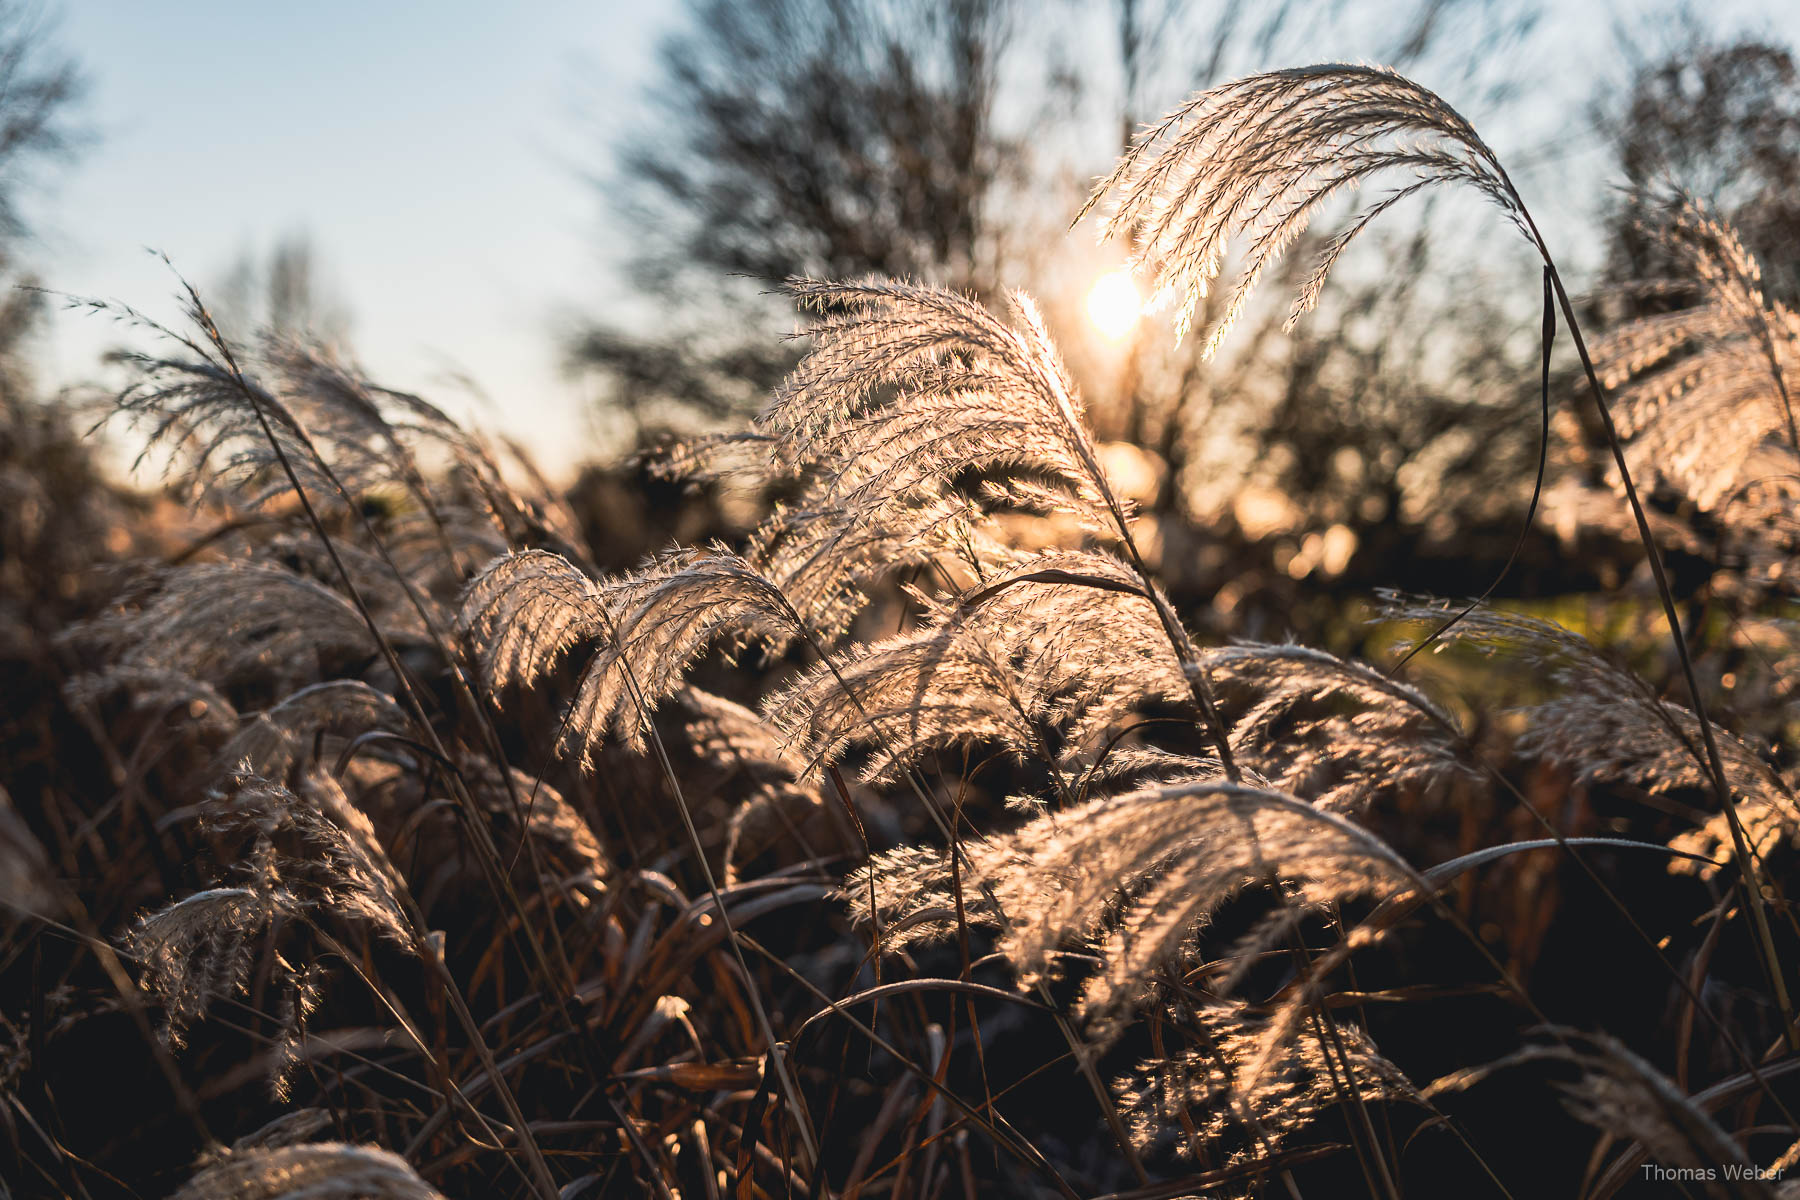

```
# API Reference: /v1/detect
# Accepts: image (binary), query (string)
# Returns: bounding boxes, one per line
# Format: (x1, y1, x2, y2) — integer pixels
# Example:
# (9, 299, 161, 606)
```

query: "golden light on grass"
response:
(1085, 268, 1142, 340)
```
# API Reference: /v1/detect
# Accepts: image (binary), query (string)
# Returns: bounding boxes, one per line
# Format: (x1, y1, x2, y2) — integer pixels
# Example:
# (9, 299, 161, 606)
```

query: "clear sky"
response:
(19, 1, 1800, 482)
(26, 1, 670, 477)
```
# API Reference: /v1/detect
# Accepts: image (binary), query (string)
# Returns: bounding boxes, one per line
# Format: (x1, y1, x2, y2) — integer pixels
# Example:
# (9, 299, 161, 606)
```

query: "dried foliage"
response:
(0, 785, 55, 916)
(1082, 64, 1523, 351)
(1388, 596, 1800, 873)
(11, 49, 1800, 1200)
(1589, 195, 1800, 566)
(171, 1143, 444, 1200)
(850, 780, 1413, 1022)
(1427, 1029, 1780, 1200)
(1203, 642, 1468, 814)
(1116, 999, 1422, 1166)
(124, 771, 411, 1057)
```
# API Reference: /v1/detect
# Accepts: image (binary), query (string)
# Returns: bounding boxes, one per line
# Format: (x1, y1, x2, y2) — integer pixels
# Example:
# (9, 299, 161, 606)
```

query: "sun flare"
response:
(1085, 268, 1142, 341)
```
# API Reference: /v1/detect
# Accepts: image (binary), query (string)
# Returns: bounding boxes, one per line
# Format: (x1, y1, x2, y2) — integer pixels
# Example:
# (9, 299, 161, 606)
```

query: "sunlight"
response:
(1085, 268, 1142, 341)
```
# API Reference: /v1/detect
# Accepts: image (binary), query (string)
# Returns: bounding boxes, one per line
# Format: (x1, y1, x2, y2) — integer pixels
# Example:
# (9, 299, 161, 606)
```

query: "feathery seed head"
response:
(1081, 64, 1523, 353)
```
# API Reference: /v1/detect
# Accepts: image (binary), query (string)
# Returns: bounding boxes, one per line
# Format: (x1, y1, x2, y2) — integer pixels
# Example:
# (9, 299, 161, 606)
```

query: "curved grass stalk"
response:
(1082, 59, 1796, 1054)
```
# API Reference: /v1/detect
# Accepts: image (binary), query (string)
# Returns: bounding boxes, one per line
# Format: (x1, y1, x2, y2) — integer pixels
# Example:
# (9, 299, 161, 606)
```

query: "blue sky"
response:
(28, 1, 669, 475)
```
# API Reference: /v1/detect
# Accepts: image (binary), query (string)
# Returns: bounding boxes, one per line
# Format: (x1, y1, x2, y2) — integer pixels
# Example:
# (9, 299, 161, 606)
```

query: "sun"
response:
(1085, 269, 1142, 341)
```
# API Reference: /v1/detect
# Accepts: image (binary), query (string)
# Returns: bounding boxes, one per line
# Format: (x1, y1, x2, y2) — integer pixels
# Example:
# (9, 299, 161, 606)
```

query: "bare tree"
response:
(620, 0, 1018, 297)
(569, 0, 1024, 447)
(0, 1, 79, 247)
(0, 1, 94, 639)
(212, 232, 353, 349)
(1598, 31, 1800, 305)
